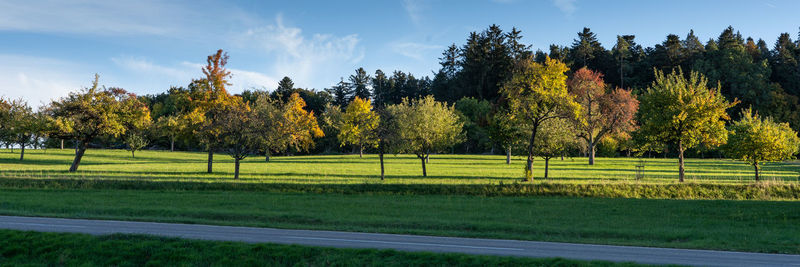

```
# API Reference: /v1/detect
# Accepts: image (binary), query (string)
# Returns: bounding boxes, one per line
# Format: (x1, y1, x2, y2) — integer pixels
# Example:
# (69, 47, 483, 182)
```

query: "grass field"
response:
(1, 149, 798, 184)
(0, 230, 643, 266)
(1, 188, 799, 254)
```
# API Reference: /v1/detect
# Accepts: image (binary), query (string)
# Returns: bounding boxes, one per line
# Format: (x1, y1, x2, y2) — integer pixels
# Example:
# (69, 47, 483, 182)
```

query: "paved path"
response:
(0, 215, 798, 266)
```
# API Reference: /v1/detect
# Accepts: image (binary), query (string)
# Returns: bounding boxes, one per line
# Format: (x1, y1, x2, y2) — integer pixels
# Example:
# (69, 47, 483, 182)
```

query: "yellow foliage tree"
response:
(338, 97, 379, 157)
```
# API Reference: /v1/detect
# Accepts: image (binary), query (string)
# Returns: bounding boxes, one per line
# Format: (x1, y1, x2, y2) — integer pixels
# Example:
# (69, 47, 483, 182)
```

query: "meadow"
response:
(0, 149, 798, 184)
(1, 148, 799, 255)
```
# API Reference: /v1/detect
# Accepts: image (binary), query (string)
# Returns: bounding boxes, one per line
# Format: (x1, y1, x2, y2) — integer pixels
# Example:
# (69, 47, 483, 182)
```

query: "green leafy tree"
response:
(337, 97, 379, 157)
(125, 133, 148, 158)
(501, 57, 580, 181)
(454, 97, 492, 153)
(724, 108, 800, 181)
(637, 69, 737, 182)
(155, 115, 184, 152)
(252, 95, 290, 162)
(533, 118, 577, 179)
(488, 107, 527, 164)
(388, 96, 463, 177)
(49, 74, 151, 172)
(7, 99, 36, 160)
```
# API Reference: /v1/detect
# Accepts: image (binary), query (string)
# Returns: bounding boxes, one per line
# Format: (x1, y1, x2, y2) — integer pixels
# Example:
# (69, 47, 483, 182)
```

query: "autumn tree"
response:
(388, 96, 463, 177)
(280, 93, 324, 155)
(337, 97, 379, 157)
(252, 95, 290, 162)
(568, 67, 638, 165)
(724, 108, 800, 181)
(533, 118, 577, 179)
(197, 49, 233, 173)
(215, 97, 260, 179)
(637, 69, 737, 182)
(49, 74, 151, 171)
(501, 57, 580, 181)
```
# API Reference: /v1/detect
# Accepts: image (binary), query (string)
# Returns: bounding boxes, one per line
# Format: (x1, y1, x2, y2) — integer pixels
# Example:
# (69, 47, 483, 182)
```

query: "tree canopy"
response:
(724, 108, 800, 181)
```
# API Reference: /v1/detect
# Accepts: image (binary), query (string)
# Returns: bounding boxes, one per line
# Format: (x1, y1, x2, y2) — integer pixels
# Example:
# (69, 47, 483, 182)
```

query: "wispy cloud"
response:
(553, 0, 577, 16)
(391, 42, 443, 61)
(234, 14, 364, 89)
(403, 0, 424, 25)
(0, 0, 197, 36)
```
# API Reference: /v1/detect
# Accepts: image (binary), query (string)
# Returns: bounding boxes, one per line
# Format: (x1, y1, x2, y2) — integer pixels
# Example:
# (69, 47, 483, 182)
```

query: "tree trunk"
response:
(69, 141, 88, 172)
(60, 139, 64, 150)
(525, 123, 539, 181)
(544, 158, 550, 179)
(588, 140, 596, 165)
(207, 150, 213, 173)
(131, 150, 135, 158)
(170, 137, 175, 152)
(754, 162, 760, 181)
(379, 151, 385, 180)
(678, 140, 685, 183)
(19, 144, 24, 161)
(359, 144, 363, 158)
(419, 154, 427, 177)
(234, 158, 240, 180)
(506, 147, 511, 165)
(265, 153, 270, 162)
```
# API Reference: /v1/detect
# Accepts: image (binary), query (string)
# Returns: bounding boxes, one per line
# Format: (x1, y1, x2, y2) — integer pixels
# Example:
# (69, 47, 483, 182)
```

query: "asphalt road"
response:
(0, 215, 798, 266)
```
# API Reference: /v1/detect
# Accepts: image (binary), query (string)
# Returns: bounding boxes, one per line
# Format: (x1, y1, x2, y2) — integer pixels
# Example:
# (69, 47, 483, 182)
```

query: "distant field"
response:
(0, 149, 797, 184)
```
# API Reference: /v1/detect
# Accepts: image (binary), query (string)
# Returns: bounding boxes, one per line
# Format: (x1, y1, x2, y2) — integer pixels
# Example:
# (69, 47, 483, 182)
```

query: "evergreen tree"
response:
(349, 68, 371, 100)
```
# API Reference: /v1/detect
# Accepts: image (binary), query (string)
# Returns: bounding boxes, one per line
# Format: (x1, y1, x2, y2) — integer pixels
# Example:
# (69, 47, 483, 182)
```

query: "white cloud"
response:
(0, 55, 91, 108)
(553, 0, 577, 15)
(391, 42, 444, 61)
(234, 14, 364, 89)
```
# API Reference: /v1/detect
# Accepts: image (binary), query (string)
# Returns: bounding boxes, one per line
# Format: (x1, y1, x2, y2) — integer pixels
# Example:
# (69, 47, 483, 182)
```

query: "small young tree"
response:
(253, 95, 290, 162)
(500, 57, 581, 181)
(637, 69, 737, 182)
(533, 118, 577, 179)
(724, 108, 800, 181)
(337, 97, 379, 157)
(155, 115, 184, 152)
(49, 75, 151, 172)
(388, 96, 463, 177)
(125, 133, 148, 158)
(568, 67, 638, 165)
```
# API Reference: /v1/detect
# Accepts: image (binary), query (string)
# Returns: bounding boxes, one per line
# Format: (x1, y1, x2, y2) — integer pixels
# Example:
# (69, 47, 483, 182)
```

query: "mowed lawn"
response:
(0, 149, 797, 184)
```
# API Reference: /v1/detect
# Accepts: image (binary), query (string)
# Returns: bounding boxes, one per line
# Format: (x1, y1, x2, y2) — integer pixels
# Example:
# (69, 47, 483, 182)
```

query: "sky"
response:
(1, 0, 799, 106)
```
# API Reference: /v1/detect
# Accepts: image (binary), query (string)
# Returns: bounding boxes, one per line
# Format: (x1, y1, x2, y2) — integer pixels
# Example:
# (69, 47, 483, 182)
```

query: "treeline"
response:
(0, 25, 799, 182)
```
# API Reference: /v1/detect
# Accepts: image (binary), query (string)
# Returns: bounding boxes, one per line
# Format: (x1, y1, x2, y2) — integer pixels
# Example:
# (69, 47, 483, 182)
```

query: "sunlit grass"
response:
(0, 149, 797, 184)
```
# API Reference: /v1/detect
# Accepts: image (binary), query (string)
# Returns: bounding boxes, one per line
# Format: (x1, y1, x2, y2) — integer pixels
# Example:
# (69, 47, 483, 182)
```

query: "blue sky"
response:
(1, 0, 799, 106)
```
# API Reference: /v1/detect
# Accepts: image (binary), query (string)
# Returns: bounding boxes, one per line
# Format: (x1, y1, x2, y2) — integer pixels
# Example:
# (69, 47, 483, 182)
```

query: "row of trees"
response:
(2, 24, 799, 181)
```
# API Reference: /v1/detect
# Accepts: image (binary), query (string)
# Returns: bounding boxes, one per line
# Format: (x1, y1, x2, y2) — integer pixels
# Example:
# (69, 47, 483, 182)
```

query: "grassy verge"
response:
(1, 188, 798, 254)
(0, 230, 644, 267)
(2, 178, 799, 200)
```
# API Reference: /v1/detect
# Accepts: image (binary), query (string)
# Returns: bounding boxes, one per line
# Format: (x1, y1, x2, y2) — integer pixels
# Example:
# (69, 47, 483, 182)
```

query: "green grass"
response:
(1, 149, 798, 184)
(1, 188, 799, 254)
(0, 230, 645, 267)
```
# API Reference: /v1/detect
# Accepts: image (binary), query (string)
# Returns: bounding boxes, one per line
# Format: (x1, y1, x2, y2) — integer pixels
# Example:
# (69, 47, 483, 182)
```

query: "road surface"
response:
(0, 215, 797, 266)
